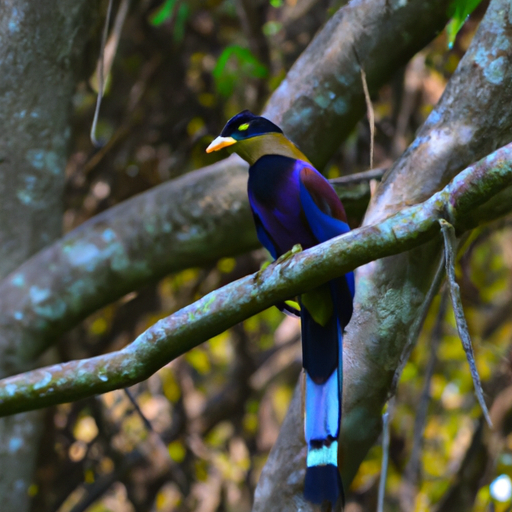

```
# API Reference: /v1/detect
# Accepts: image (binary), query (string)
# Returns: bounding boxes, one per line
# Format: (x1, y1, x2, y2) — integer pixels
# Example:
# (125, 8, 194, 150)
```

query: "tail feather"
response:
(301, 295, 344, 508)
(304, 371, 339, 442)
(304, 464, 344, 507)
(304, 369, 344, 508)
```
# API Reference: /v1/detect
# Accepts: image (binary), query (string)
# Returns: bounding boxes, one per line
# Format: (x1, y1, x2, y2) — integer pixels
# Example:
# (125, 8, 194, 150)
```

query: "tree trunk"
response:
(253, 0, 512, 509)
(0, 1, 95, 510)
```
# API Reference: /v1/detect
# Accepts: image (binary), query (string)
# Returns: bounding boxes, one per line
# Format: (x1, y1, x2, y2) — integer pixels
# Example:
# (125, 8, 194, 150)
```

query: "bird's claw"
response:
(254, 244, 303, 283)
(254, 260, 271, 283)
(275, 244, 303, 265)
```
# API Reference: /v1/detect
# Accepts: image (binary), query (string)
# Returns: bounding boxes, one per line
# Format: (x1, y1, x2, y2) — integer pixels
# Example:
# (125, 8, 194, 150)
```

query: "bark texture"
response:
(253, 1, 512, 510)
(0, 1, 95, 510)
(264, 0, 452, 167)
(1, 137, 512, 415)
(0, 0, 452, 374)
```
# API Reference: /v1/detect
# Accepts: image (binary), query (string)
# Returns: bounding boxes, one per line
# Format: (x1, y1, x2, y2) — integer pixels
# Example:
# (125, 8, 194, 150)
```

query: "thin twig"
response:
(84, 54, 162, 175)
(391, 55, 425, 159)
(360, 65, 375, 170)
(352, 47, 375, 169)
(90, 0, 130, 147)
(330, 167, 386, 185)
(410, 290, 447, 464)
(391, 252, 445, 394)
(439, 219, 492, 428)
(101, 0, 131, 86)
(123, 387, 178, 463)
(377, 397, 395, 512)
(122, 387, 191, 490)
(90, 0, 114, 148)
(124, 387, 154, 432)
(167, 0, 185, 35)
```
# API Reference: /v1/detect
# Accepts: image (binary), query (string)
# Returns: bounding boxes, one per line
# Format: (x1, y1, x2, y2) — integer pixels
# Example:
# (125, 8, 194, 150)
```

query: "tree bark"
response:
(253, 0, 512, 510)
(0, 1, 95, 510)
(1, 138, 511, 414)
(0, 0, 452, 372)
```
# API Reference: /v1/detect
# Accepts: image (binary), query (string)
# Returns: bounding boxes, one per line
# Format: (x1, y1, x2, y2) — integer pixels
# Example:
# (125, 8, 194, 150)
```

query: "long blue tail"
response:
(304, 367, 343, 506)
(301, 292, 345, 508)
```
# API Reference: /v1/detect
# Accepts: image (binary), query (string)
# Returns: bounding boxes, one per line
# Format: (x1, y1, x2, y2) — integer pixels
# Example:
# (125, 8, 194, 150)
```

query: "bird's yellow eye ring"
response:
(238, 123, 250, 131)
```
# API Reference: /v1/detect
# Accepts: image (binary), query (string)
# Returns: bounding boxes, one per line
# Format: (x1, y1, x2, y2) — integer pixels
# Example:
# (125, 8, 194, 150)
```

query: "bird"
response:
(206, 110, 354, 508)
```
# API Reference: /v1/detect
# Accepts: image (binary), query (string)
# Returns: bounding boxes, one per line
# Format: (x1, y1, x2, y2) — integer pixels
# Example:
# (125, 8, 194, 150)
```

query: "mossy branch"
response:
(0, 141, 511, 417)
(0, 0, 452, 375)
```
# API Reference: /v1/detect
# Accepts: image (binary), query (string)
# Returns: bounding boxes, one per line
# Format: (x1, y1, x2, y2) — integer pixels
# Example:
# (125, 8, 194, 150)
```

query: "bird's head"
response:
(206, 110, 282, 152)
(206, 110, 309, 165)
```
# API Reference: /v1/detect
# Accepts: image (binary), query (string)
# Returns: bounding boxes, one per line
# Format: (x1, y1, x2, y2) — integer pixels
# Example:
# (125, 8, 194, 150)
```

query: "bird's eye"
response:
(238, 123, 250, 131)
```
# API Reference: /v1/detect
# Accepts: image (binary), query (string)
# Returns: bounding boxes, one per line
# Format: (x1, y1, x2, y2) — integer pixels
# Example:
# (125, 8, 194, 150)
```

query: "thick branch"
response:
(0, 141, 511, 416)
(254, 1, 512, 509)
(340, 0, 512, 494)
(0, 0, 451, 373)
(263, 0, 451, 167)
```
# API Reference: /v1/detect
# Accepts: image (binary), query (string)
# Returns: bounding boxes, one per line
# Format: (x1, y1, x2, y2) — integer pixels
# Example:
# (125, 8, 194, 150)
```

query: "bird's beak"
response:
(206, 136, 237, 153)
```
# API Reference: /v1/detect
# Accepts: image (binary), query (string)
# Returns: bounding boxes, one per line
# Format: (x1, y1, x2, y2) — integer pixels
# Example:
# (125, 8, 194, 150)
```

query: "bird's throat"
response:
(234, 133, 312, 166)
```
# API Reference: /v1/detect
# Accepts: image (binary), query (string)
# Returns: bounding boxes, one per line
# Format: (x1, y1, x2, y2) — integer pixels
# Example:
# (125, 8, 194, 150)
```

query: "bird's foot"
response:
(254, 260, 271, 283)
(254, 244, 303, 283)
(275, 244, 303, 265)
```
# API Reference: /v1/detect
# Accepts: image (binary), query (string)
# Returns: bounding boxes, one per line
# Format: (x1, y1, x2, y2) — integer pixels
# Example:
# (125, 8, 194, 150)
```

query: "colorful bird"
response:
(207, 110, 354, 507)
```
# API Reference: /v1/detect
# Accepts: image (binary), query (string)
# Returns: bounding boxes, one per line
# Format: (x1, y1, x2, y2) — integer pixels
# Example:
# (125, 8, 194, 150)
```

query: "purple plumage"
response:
(207, 111, 354, 508)
(248, 155, 354, 508)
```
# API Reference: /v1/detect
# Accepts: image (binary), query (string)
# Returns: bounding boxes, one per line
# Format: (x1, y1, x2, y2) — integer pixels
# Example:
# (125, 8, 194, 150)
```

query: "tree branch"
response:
(0, 140, 511, 416)
(0, 0, 452, 374)
(254, 1, 512, 509)
(377, 398, 395, 512)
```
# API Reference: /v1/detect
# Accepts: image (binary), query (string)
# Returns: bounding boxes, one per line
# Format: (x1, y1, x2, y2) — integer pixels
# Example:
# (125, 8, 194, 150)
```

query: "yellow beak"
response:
(206, 136, 237, 153)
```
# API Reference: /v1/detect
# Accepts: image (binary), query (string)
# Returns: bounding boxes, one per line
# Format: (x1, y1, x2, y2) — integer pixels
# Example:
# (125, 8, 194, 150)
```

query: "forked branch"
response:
(0, 141, 511, 417)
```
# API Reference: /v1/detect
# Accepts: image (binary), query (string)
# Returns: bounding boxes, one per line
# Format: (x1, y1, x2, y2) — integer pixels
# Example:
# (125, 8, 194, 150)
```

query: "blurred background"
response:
(28, 1, 512, 511)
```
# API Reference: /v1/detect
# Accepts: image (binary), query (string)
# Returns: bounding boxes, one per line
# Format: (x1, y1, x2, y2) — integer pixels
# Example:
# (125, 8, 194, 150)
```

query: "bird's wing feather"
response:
(252, 209, 302, 316)
(298, 163, 355, 302)
(298, 165, 350, 243)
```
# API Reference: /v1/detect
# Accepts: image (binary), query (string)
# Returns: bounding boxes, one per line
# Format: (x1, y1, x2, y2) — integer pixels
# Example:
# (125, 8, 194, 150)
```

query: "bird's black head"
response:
(206, 110, 283, 153)
(220, 110, 283, 140)
(205, 109, 309, 165)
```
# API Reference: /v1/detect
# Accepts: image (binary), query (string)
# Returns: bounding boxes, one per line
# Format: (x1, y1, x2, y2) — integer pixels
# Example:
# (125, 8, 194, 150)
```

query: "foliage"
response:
(149, 0, 190, 43)
(213, 45, 268, 97)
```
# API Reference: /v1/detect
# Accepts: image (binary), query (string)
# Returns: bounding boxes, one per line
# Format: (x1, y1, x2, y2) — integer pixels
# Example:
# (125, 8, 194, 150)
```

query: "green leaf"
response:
(150, 0, 176, 26)
(212, 45, 268, 97)
(149, 0, 189, 43)
(446, 0, 483, 49)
